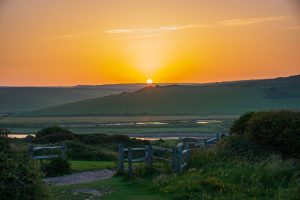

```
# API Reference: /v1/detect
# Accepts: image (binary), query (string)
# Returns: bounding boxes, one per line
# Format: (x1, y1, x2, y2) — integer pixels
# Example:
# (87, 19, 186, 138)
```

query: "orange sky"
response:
(0, 0, 300, 86)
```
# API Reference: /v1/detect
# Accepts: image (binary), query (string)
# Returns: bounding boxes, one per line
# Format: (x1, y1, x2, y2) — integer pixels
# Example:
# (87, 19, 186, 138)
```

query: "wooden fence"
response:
(118, 134, 221, 177)
(186, 133, 221, 150)
(118, 143, 190, 177)
(28, 143, 67, 160)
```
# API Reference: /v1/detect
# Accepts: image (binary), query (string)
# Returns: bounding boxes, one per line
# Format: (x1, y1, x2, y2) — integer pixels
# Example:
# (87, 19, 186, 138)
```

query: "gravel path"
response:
(44, 169, 115, 186)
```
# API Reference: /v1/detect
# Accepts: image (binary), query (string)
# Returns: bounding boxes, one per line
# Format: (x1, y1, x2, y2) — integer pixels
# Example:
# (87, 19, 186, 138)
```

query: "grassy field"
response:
(28, 75, 300, 116)
(51, 177, 170, 200)
(151, 135, 300, 200)
(0, 84, 145, 113)
(70, 161, 116, 172)
(1, 115, 235, 136)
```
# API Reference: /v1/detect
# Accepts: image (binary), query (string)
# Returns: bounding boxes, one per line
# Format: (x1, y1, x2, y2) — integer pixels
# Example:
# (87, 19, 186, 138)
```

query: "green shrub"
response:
(36, 125, 73, 138)
(214, 135, 269, 162)
(65, 141, 117, 161)
(34, 133, 76, 144)
(42, 158, 71, 177)
(0, 128, 10, 152)
(0, 134, 49, 199)
(230, 111, 255, 135)
(245, 110, 300, 158)
(230, 110, 300, 158)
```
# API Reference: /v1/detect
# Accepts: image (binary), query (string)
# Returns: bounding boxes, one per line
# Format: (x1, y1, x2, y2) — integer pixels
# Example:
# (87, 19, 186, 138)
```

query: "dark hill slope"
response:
(0, 84, 144, 113)
(29, 75, 300, 116)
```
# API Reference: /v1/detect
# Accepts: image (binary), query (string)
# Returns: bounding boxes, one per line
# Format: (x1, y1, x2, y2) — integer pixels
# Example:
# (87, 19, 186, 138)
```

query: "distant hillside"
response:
(28, 75, 300, 116)
(0, 84, 145, 113)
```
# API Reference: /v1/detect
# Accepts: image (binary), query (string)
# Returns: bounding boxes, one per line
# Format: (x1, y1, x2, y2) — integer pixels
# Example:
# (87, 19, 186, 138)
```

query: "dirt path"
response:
(44, 169, 115, 186)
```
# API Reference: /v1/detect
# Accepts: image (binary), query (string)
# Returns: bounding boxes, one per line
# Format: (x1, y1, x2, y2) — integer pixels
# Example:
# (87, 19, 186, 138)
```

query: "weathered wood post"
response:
(118, 144, 124, 173)
(145, 145, 149, 169)
(171, 147, 177, 173)
(145, 144, 153, 173)
(185, 143, 190, 161)
(61, 143, 67, 159)
(28, 145, 33, 158)
(177, 143, 183, 173)
(128, 147, 133, 178)
(149, 143, 153, 171)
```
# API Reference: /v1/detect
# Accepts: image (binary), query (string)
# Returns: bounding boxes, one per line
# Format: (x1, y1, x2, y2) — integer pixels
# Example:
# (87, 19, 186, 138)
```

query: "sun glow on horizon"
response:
(147, 78, 153, 84)
(0, 1, 299, 86)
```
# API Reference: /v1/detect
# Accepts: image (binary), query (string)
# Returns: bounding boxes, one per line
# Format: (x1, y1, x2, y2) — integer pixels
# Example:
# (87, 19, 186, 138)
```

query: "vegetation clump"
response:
(151, 110, 300, 199)
(0, 131, 49, 199)
(42, 158, 71, 177)
(230, 110, 300, 158)
(35, 125, 75, 143)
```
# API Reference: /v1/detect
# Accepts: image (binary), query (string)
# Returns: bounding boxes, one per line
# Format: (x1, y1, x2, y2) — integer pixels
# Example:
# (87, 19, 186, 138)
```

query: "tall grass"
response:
(151, 136, 300, 200)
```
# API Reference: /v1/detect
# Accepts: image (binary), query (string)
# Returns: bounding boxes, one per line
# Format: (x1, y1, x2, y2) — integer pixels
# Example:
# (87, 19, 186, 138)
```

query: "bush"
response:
(214, 135, 270, 162)
(248, 110, 300, 158)
(65, 141, 117, 161)
(34, 133, 76, 144)
(230, 111, 255, 135)
(42, 158, 71, 177)
(0, 134, 49, 199)
(0, 128, 10, 152)
(36, 126, 74, 138)
(231, 110, 300, 158)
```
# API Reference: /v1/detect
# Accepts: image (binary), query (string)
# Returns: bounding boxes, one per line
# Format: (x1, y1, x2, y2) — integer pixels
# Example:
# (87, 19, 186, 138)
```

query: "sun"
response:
(146, 78, 153, 84)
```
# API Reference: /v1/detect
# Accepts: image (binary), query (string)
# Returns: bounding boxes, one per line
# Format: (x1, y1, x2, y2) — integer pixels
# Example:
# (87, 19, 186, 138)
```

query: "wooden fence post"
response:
(28, 145, 33, 158)
(118, 144, 124, 173)
(128, 147, 133, 178)
(185, 143, 190, 161)
(61, 143, 67, 159)
(146, 144, 153, 173)
(172, 147, 177, 173)
(177, 144, 183, 173)
(149, 143, 153, 170)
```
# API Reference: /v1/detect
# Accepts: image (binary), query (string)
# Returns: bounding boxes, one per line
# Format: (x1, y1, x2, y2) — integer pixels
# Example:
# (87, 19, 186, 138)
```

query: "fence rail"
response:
(118, 134, 221, 177)
(186, 133, 221, 150)
(118, 143, 190, 177)
(28, 143, 67, 160)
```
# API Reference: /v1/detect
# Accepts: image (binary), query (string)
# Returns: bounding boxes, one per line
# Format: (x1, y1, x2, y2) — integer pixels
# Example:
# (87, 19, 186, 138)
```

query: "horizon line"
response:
(0, 73, 299, 88)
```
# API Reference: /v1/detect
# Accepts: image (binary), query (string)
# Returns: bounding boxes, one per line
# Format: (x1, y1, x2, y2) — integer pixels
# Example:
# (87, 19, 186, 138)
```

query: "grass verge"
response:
(70, 160, 116, 172)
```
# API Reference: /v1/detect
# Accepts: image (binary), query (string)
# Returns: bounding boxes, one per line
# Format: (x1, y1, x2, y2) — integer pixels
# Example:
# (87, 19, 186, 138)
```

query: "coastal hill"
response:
(28, 74, 300, 116)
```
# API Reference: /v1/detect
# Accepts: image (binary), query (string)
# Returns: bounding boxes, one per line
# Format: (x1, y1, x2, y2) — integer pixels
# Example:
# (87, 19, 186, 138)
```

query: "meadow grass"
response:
(70, 160, 116, 172)
(151, 136, 300, 200)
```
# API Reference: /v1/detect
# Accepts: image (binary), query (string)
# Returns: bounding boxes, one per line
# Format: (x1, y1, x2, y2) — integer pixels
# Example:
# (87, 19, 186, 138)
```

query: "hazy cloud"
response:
(218, 16, 290, 26)
(105, 24, 211, 34)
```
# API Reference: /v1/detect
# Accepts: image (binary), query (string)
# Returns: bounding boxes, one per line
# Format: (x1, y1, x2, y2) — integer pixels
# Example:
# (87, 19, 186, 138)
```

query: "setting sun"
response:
(147, 78, 153, 84)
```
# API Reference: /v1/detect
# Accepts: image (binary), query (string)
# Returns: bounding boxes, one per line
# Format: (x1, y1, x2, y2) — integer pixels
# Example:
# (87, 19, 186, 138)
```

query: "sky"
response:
(0, 0, 300, 86)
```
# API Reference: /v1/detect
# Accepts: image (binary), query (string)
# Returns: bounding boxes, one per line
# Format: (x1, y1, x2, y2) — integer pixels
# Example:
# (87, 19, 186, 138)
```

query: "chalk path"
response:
(44, 169, 115, 186)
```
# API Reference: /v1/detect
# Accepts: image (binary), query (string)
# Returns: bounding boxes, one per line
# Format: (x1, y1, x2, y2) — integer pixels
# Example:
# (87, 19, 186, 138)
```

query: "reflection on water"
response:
(8, 134, 35, 138)
(135, 122, 168, 125)
(196, 120, 222, 124)
(132, 137, 179, 141)
(62, 121, 168, 128)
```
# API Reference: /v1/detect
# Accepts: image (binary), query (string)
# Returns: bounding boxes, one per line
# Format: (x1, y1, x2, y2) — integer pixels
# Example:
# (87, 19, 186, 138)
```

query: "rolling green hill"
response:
(28, 75, 300, 116)
(0, 84, 145, 113)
